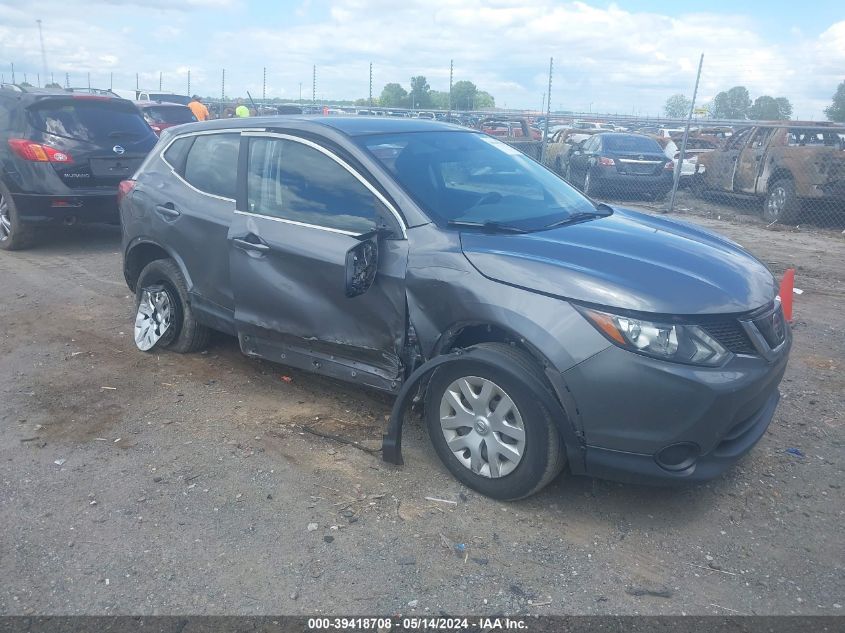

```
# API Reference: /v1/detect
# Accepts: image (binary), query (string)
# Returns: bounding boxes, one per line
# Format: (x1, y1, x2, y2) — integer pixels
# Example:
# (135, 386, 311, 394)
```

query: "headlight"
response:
(579, 307, 730, 367)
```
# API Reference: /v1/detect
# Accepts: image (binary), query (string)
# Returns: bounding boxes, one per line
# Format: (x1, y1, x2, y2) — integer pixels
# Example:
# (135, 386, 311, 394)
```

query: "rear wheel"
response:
(763, 179, 800, 224)
(0, 182, 33, 251)
(425, 343, 565, 500)
(583, 170, 595, 196)
(134, 259, 211, 353)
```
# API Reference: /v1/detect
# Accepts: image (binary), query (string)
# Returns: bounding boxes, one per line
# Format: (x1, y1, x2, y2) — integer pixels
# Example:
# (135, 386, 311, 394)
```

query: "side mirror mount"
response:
(345, 232, 380, 298)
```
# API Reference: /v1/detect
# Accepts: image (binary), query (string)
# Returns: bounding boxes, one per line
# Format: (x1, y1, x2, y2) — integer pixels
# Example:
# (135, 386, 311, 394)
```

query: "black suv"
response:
(120, 117, 789, 499)
(0, 84, 157, 250)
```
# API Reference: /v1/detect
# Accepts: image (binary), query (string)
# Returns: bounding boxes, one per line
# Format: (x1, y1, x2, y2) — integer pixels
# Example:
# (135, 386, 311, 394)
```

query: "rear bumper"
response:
(11, 192, 119, 224)
(592, 168, 673, 192)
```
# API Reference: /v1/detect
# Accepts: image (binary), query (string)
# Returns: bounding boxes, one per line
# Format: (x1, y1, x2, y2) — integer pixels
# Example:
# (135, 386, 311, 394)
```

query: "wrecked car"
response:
(119, 117, 791, 499)
(692, 123, 845, 223)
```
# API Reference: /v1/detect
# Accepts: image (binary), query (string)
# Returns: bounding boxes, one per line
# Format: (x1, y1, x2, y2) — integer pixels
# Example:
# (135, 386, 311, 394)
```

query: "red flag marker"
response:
(779, 268, 795, 322)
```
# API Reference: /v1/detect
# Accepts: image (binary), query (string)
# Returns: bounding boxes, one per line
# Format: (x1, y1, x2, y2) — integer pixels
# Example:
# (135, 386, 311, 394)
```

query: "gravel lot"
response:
(1, 210, 843, 616)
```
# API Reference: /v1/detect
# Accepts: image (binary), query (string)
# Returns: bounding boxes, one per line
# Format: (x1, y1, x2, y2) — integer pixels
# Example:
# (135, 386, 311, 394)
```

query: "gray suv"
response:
(119, 117, 791, 500)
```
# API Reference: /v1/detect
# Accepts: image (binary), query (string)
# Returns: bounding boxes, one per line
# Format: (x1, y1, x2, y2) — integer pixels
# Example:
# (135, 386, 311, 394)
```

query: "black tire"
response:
(135, 259, 211, 353)
(0, 181, 34, 251)
(763, 179, 800, 224)
(583, 169, 595, 196)
(424, 342, 566, 500)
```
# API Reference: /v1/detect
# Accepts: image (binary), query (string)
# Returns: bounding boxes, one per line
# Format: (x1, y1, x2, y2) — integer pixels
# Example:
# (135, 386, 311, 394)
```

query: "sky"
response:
(1, 0, 843, 118)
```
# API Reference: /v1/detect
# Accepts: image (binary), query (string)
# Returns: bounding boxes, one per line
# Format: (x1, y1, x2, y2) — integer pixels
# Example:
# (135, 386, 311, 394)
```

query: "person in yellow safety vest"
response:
(234, 99, 250, 118)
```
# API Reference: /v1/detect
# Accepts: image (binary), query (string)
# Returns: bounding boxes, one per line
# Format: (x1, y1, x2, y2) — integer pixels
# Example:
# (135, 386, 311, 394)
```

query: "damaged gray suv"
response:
(119, 117, 791, 500)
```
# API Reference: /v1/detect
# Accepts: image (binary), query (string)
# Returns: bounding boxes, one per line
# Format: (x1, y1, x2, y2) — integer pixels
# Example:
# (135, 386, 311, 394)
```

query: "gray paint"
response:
(121, 116, 791, 483)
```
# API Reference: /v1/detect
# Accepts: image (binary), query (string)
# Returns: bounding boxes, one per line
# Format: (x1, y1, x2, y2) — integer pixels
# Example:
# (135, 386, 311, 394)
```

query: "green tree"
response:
(44, 82, 62, 89)
(711, 86, 751, 119)
(409, 76, 431, 108)
(748, 95, 793, 120)
(749, 95, 780, 120)
(19, 81, 33, 88)
(451, 80, 478, 110)
(429, 90, 450, 110)
(379, 83, 407, 108)
(824, 80, 845, 121)
(774, 97, 793, 119)
(664, 93, 691, 118)
(474, 90, 495, 109)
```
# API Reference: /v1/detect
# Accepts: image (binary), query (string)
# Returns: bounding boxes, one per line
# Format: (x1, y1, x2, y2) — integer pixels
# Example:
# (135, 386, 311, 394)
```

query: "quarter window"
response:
(183, 133, 240, 199)
(163, 136, 193, 172)
(246, 137, 378, 234)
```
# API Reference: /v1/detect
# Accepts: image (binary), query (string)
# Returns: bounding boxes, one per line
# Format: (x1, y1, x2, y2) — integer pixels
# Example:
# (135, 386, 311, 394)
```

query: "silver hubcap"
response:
(134, 288, 172, 351)
(0, 192, 11, 241)
(766, 186, 786, 220)
(439, 376, 526, 478)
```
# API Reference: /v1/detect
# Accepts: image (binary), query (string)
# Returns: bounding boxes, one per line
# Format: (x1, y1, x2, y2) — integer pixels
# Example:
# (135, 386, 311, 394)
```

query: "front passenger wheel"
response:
(763, 179, 800, 224)
(425, 343, 566, 500)
(134, 259, 211, 353)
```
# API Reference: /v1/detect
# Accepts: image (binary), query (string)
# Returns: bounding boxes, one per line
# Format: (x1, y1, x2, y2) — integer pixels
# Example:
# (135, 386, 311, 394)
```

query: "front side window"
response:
(246, 137, 378, 234)
(183, 133, 239, 199)
(359, 131, 598, 231)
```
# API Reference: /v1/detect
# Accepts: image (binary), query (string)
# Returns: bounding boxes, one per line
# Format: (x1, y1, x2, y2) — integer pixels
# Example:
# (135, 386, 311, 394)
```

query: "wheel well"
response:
(439, 323, 549, 371)
(767, 169, 793, 190)
(124, 242, 171, 292)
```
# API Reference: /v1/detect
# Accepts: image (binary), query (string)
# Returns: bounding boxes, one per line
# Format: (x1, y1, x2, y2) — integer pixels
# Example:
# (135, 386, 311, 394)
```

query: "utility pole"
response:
(299, 82, 302, 104)
(109, 72, 113, 90)
(159, 71, 162, 91)
(312, 65, 316, 106)
(36, 20, 49, 83)
(262, 66, 266, 104)
(448, 59, 453, 117)
(187, 69, 190, 96)
(668, 53, 704, 214)
(65, 72, 69, 88)
(540, 57, 553, 164)
(221, 68, 226, 102)
(135, 72, 139, 90)
(87, 72, 90, 89)
(11, 62, 15, 84)
(368, 62, 373, 107)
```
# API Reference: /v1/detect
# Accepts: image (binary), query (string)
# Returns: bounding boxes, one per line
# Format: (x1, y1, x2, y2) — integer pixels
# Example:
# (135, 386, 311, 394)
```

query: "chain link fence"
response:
(532, 118, 845, 232)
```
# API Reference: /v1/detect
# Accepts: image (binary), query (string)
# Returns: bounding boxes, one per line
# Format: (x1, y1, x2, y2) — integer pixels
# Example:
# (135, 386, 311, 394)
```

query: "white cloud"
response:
(1, 0, 842, 118)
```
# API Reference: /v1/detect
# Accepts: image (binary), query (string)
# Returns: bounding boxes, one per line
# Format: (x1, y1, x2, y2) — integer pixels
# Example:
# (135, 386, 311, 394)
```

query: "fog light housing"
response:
(655, 442, 699, 472)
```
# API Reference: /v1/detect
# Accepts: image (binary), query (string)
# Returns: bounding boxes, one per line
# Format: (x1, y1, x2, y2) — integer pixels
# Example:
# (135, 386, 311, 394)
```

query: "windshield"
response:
(602, 134, 661, 153)
(28, 99, 156, 144)
(358, 131, 598, 230)
(143, 105, 197, 124)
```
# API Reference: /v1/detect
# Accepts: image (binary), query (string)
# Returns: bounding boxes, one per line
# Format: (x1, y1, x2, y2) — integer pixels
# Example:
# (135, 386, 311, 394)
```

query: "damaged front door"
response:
(228, 133, 408, 391)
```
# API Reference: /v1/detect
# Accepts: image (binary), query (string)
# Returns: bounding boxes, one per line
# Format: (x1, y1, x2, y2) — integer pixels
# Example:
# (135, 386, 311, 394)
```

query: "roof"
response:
(168, 115, 468, 137)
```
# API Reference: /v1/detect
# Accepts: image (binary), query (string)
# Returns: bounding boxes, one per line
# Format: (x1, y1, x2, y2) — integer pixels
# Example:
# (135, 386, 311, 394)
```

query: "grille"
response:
(701, 320, 757, 355)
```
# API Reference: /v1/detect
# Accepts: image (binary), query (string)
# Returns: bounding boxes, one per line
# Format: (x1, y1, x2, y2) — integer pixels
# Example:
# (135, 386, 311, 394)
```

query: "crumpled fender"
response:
(382, 346, 584, 470)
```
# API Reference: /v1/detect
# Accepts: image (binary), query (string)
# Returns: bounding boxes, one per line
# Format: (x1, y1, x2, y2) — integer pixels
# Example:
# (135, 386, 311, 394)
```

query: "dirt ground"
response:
(1, 210, 843, 617)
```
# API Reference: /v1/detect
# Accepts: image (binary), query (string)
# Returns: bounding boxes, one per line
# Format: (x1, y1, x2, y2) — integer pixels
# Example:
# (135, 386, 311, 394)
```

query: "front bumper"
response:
(12, 192, 119, 225)
(562, 334, 790, 485)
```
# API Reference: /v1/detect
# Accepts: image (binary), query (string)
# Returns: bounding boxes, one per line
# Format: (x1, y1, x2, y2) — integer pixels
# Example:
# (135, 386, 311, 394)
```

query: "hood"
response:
(460, 208, 776, 315)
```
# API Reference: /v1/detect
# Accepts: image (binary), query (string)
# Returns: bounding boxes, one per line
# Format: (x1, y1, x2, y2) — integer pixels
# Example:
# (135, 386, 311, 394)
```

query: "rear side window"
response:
(28, 99, 154, 144)
(183, 133, 240, 199)
(143, 106, 197, 125)
(246, 137, 377, 234)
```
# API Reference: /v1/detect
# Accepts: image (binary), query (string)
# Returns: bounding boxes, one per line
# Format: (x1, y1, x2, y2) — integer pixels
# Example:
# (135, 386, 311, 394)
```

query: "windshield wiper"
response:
(447, 220, 528, 234)
(542, 205, 613, 230)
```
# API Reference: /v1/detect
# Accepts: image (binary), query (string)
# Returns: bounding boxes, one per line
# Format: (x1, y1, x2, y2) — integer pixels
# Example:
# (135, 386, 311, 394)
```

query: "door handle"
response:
(233, 237, 270, 253)
(155, 203, 180, 219)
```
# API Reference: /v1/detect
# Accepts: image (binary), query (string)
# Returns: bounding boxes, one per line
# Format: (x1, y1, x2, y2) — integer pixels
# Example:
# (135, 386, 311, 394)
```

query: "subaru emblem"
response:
(112, 145, 125, 155)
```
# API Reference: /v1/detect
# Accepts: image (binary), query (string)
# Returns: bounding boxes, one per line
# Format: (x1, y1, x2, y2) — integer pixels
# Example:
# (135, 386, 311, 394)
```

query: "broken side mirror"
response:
(345, 232, 380, 298)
